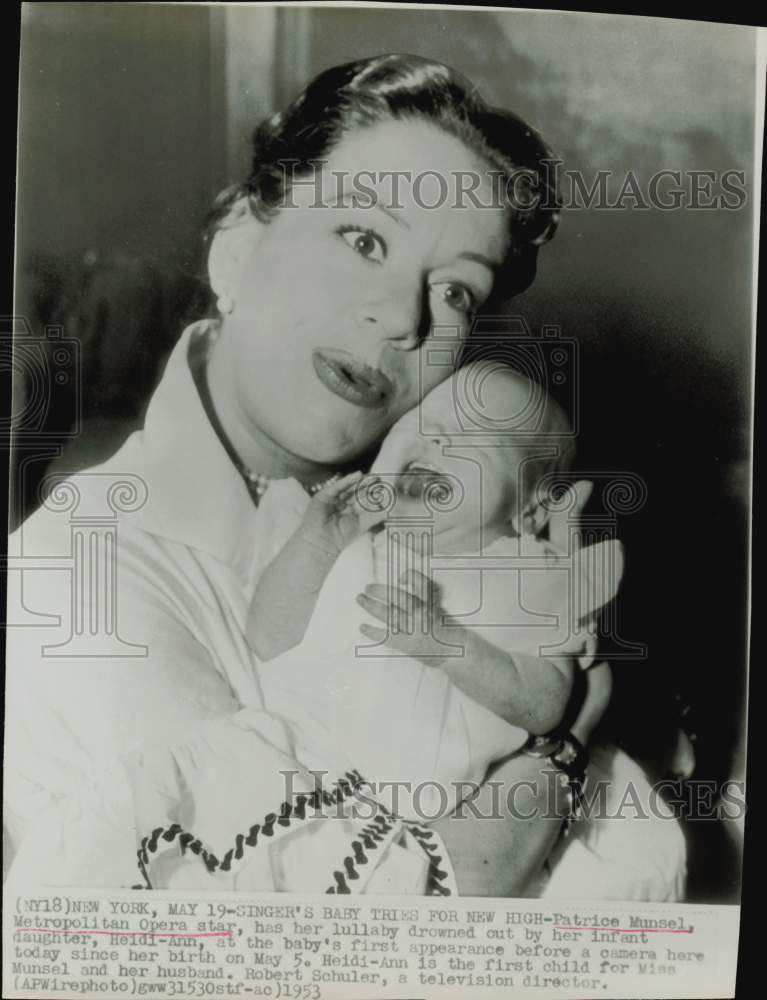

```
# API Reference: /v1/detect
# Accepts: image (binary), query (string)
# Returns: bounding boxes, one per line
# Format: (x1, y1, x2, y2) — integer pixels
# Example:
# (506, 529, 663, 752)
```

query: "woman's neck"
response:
(202, 329, 338, 489)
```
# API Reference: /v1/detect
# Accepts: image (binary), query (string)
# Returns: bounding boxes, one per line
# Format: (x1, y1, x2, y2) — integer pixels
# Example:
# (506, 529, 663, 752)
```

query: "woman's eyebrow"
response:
(458, 250, 500, 272)
(329, 191, 411, 230)
(373, 202, 410, 229)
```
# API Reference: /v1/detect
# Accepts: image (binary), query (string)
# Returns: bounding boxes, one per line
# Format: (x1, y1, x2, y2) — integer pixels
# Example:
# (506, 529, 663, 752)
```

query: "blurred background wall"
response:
(14, 4, 755, 901)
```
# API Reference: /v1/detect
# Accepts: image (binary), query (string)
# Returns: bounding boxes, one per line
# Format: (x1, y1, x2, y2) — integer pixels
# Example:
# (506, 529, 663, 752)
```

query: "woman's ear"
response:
(207, 198, 263, 304)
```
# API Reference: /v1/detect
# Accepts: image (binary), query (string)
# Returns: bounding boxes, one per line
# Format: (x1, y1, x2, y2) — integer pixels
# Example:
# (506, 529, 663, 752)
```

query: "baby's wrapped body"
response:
(259, 527, 623, 823)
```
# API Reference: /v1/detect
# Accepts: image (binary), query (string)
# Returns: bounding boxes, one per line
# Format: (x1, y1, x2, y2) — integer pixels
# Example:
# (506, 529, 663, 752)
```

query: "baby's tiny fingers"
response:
(399, 568, 438, 603)
(357, 591, 412, 634)
(359, 622, 387, 643)
(356, 591, 389, 624)
(365, 583, 421, 616)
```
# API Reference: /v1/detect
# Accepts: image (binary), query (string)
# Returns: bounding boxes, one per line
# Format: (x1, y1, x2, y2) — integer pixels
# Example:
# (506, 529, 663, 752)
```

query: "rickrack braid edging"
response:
(407, 822, 454, 896)
(325, 812, 401, 894)
(132, 770, 366, 889)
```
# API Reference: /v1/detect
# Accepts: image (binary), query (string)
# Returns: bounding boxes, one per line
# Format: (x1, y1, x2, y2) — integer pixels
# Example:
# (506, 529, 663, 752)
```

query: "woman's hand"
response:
(356, 568, 458, 664)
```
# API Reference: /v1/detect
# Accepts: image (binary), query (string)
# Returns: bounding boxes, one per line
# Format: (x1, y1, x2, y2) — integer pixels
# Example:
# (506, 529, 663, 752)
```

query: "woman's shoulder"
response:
(8, 459, 214, 650)
(9, 457, 171, 574)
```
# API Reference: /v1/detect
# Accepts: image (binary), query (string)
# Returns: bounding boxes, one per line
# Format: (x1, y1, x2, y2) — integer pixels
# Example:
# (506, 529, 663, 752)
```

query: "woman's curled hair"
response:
(209, 54, 560, 299)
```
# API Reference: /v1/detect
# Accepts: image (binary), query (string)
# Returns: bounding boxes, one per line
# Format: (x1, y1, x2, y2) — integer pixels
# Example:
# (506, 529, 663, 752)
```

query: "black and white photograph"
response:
(4, 4, 758, 998)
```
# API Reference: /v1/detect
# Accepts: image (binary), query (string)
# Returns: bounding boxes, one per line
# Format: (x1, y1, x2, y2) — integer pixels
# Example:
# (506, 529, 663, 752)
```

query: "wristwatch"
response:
(522, 731, 589, 831)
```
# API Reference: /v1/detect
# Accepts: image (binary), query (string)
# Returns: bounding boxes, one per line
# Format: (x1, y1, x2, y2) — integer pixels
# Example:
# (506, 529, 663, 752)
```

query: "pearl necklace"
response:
(242, 468, 342, 500)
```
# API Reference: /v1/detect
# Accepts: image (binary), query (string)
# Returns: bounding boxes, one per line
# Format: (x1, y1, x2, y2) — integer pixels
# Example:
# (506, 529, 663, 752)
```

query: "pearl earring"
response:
(217, 293, 234, 315)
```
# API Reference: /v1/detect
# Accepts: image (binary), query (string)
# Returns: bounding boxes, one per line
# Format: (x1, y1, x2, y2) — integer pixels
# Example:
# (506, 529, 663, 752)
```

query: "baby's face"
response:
(369, 365, 535, 545)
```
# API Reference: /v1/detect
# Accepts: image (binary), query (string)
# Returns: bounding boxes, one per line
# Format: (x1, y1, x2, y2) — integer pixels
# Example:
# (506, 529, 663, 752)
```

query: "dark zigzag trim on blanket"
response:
(325, 813, 398, 894)
(407, 822, 453, 896)
(133, 770, 366, 889)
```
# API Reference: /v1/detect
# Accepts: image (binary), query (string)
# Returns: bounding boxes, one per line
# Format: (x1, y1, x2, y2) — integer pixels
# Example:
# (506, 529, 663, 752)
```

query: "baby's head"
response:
(371, 362, 574, 547)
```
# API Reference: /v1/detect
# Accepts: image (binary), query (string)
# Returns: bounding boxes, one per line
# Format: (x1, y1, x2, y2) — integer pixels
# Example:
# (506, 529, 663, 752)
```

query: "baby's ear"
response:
(549, 479, 594, 550)
(511, 497, 550, 538)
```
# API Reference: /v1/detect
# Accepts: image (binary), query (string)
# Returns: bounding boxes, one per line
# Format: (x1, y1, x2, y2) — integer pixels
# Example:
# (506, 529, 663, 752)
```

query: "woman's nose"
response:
(356, 282, 427, 350)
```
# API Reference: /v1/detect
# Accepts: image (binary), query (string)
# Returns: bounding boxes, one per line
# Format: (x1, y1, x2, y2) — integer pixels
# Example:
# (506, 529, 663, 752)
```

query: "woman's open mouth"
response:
(312, 348, 394, 410)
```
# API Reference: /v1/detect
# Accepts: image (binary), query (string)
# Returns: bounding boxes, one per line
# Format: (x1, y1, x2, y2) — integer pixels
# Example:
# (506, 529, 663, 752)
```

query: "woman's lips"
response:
(312, 348, 394, 410)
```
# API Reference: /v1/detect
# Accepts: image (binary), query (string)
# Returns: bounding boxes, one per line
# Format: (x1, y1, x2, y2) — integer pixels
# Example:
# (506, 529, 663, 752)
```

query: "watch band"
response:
(522, 731, 589, 833)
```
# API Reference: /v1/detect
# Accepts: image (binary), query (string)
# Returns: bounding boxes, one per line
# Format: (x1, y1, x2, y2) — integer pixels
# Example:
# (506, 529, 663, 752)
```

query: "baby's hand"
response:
(356, 569, 464, 665)
(296, 472, 367, 559)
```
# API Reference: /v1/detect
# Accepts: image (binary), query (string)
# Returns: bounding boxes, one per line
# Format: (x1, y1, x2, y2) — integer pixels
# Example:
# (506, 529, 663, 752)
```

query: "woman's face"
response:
(212, 118, 512, 466)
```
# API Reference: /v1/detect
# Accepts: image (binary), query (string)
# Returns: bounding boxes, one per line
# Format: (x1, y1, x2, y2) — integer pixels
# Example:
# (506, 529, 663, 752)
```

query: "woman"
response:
(5, 55, 684, 897)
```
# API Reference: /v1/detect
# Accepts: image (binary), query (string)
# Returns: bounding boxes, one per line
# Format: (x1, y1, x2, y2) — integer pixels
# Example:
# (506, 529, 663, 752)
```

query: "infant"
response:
(247, 363, 623, 833)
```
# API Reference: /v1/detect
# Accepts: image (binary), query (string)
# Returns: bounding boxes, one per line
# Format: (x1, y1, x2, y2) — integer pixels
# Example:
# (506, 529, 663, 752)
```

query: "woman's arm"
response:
(432, 751, 570, 896)
(5, 510, 304, 890)
(571, 660, 612, 745)
(430, 658, 611, 897)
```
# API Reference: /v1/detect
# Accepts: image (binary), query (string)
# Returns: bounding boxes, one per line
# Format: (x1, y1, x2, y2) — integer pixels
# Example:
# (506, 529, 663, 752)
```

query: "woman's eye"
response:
(338, 227, 387, 263)
(432, 281, 477, 316)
